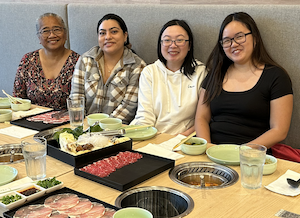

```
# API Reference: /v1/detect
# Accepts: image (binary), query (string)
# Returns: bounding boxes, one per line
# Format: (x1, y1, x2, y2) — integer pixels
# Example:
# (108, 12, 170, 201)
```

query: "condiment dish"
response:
(99, 118, 122, 130)
(0, 109, 12, 122)
(263, 154, 277, 175)
(10, 99, 31, 111)
(0, 191, 26, 210)
(181, 137, 207, 155)
(16, 184, 45, 201)
(87, 113, 109, 126)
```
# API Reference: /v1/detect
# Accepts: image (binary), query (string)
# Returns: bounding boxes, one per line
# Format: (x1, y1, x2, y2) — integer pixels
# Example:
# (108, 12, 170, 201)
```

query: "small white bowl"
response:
(16, 184, 45, 201)
(0, 191, 26, 210)
(11, 99, 31, 111)
(87, 113, 109, 126)
(181, 137, 207, 155)
(99, 118, 122, 130)
(0, 109, 12, 122)
(263, 154, 277, 175)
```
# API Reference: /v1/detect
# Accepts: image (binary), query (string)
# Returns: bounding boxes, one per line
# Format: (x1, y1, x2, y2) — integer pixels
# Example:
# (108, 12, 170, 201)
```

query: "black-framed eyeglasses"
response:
(220, 32, 252, 48)
(38, 27, 64, 38)
(161, 39, 189, 47)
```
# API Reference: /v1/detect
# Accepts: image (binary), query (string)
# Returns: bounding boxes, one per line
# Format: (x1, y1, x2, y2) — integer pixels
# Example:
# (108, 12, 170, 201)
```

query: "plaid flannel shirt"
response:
(70, 46, 146, 124)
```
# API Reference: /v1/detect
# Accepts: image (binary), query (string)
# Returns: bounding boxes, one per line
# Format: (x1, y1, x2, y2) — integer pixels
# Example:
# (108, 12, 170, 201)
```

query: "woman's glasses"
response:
(220, 32, 252, 48)
(39, 27, 64, 38)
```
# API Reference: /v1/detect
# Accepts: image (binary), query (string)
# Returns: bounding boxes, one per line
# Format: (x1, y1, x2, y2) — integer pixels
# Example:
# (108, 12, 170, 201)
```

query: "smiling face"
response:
(98, 19, 128, 56)
(38, 16, 67, 51)
(161, 25, 190, 71)
(222, 20, 254, 66)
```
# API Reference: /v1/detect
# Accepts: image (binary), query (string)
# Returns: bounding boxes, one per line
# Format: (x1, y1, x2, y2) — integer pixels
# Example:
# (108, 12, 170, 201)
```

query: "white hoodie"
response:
(131, 59, 206, 135)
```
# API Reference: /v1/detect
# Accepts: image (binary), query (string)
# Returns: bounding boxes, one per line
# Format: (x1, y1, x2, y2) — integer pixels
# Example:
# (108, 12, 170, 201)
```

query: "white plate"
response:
(0, 191, 26, 210)
(0, 166, 18, 186)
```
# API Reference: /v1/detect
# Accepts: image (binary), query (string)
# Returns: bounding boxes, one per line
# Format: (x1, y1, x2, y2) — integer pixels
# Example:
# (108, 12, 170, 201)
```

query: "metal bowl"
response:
(0, 144, 24, 164)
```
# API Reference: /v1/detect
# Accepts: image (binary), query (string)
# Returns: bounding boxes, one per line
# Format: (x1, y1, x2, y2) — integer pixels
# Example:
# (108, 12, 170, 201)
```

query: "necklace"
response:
(104, 61, 114, 74)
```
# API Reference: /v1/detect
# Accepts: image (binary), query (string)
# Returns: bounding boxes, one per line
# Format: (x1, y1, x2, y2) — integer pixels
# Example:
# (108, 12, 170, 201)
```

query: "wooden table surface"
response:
(1, 107, 300, 218)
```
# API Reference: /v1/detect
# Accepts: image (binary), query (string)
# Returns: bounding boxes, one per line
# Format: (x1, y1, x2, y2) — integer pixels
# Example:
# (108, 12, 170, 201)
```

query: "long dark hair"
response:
(157, 19, 197, 78)
(97, 13, 131, 48)
(204, 12, 287, 104)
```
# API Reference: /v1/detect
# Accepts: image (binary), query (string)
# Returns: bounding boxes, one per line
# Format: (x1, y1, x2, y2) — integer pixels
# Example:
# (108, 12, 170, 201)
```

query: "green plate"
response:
(0, 166, 18, 186)
(0, 98, 10, 109)
(206, 144, 240, 165)
(123, 125, 157, 141)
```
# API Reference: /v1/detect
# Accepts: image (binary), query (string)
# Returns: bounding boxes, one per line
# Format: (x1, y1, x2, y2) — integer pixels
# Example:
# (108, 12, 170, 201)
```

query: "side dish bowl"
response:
(10, 99, 31, 111)
(0, 109, 12, 122)
(263, 154, 277, 175)
(99, 118, 122, 130)
(181, 137, 207, 155)
(87, 113, 109, 126)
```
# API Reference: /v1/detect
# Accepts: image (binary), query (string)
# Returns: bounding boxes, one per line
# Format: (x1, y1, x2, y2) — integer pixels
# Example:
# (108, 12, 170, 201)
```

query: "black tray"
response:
(74, 151, 175, 191)
(3, 187, 119, 218)
(47, 138, 132, 168)
(10, 110, 69, 131)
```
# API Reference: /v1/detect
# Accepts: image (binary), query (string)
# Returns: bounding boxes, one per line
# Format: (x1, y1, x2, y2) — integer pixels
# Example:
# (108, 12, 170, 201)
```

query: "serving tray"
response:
(10, 110, 69, 131)
(3, 187, 119, 218)
(74, 151, 175, 191)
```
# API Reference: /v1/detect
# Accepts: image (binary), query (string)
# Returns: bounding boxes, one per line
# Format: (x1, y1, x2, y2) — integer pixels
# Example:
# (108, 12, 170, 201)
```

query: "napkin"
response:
(0, 177, 33, 193)
(265, 169, 300, 196)
(0, 126, 39, 138)
(12, 108, 51, 120)
(136, 134, 186, 160)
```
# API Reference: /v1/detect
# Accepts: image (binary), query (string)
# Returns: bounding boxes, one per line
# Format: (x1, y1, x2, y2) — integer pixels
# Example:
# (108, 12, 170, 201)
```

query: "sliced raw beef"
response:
(79, 151, 143, 178)
(75, 202, 105, 218)
(14, 204, 52, 218)
(59, 198, 93, 216)
(26, 111, 69, 124)
(101, 208, 116, 218)
(44, 193, 79, 210)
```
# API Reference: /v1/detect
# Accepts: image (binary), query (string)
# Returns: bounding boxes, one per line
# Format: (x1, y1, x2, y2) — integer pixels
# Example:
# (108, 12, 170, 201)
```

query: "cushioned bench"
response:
(1, 3, 300, 148)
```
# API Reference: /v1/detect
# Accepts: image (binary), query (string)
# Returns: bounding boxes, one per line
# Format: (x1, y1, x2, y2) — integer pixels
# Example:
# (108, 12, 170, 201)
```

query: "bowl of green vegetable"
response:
(36, 177, 63, 194)
(0, 191, 26, 210)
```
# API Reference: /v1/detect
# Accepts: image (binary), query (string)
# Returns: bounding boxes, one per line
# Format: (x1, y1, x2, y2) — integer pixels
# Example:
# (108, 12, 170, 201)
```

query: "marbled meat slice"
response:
(79, 151, 143, 178)
(14, 204, 52, 218)
(59, 198, 93, 216)
(44, 193, 79, 210)
(75, 202, 105, 218)
(101, 208, 116, 218)
(26, 111, 69, 124)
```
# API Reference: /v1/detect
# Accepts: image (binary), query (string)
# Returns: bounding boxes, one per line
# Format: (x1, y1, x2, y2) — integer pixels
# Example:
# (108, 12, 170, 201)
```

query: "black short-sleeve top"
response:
(202, 65, 293, 145)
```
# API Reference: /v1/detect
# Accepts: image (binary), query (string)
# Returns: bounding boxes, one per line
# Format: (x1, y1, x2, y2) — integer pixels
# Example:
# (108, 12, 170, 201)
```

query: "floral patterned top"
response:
(13, 50, 80, 110)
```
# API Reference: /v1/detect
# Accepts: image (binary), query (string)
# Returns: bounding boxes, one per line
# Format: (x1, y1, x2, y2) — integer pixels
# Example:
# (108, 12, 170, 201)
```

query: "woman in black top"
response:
(195, 12, 293, 149)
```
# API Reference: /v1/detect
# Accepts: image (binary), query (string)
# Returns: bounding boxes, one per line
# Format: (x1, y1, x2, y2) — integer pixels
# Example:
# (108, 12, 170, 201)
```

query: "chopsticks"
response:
(124, 125, 152, 132)
(2, 89, 23, 104)
(172, 131, 196, 151)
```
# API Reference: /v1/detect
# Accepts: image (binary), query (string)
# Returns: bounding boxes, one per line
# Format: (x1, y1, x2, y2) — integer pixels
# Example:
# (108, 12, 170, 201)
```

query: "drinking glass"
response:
(22, 137, 47, 180)
(239, 144, 267, 189)
(67, 96, 85, 127)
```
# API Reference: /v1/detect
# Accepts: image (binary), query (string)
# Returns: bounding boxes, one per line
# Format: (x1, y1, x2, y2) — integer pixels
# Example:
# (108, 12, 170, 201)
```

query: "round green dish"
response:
(0, 166, 18, 186)
(123, 126, 157, 141)
(0, 98, 10, 109)
(206, 144, 240, 165)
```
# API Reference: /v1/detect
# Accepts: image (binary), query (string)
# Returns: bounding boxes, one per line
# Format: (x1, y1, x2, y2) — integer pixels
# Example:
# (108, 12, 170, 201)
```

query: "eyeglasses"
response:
(38, 27, 64, 38)
(220, 32, 252, 48)
(161, 39, 189, 47)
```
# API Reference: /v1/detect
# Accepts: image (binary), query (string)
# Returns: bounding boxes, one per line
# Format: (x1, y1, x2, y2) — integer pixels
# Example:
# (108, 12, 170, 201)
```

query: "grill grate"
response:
(169, 162, 239, 189)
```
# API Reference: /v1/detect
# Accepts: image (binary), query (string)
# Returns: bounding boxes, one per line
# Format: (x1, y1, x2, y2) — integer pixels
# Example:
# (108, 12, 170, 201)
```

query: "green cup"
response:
(113, 207, 153, 218)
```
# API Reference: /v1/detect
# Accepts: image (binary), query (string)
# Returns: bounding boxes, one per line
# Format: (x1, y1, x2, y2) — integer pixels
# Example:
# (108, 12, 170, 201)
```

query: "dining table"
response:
(0, 106, 300, 218)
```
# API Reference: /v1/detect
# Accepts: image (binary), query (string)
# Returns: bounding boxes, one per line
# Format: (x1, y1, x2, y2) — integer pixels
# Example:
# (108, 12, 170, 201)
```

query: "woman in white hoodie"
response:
(131, 19, 206, 135)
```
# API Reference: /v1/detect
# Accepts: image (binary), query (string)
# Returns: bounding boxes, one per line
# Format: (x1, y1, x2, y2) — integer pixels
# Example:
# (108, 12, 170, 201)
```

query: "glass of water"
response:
(239, 144, 267, 189)
(22, 137, 47, 180)
(67, 96, 85, 127)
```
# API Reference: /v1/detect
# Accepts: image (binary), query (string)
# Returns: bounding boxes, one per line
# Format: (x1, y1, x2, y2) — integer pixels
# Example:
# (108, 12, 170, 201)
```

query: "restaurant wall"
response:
(0, 0, 299, 4)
